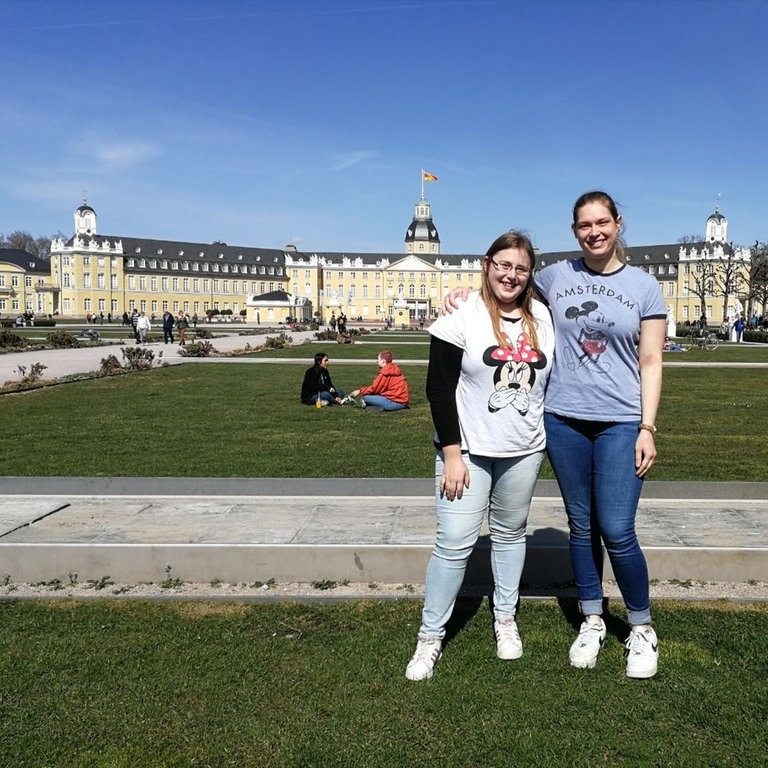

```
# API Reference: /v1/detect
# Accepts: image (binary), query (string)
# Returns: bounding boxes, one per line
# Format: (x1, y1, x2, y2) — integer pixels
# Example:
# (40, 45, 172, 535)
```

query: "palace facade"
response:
(0, 197, 756, 326)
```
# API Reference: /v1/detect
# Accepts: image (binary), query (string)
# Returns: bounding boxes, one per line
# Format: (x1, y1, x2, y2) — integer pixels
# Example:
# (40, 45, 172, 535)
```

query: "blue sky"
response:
(1, 0, 766, 255)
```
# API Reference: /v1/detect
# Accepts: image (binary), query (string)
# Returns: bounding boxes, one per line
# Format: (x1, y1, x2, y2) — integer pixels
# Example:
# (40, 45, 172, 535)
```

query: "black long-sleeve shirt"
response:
(425, 336, 463, 447)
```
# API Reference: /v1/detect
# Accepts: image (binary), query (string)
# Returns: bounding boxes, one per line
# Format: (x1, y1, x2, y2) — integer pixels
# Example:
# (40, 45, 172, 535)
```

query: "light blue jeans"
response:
(419, 449, 544, 639)
(544, 412, 651, 625)
(361, 394, 406, 411)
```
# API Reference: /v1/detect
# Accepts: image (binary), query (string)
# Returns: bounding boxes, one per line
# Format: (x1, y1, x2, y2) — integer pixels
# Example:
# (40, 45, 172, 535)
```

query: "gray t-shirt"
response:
(534, 258, 666, 421)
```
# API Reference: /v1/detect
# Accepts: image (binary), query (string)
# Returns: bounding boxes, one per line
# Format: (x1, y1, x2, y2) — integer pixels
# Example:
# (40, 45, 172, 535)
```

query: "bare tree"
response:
(686, 262, 712, 327)
(745, 241, 768, 322)
(0, 230, 63, 260)
(677, 234, 704, 244)
(709, 243, 750, 322)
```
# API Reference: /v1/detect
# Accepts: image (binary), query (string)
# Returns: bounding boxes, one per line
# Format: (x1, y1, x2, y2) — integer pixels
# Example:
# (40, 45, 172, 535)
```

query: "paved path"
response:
(1, 477, 765, 587)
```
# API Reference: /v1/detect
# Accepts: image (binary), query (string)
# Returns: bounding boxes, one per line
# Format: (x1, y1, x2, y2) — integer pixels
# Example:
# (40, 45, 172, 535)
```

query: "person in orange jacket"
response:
(350, 350, 409, 412)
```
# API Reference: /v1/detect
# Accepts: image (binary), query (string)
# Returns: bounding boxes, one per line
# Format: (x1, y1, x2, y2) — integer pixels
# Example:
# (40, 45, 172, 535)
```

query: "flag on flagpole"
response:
(423, 171, 438, 182)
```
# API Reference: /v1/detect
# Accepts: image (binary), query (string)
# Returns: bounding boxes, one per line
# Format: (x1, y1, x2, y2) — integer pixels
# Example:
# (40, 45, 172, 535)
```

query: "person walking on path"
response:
(734, 316, 745, 342)
(130, 310, 139, 341)
(349, 351, 410, 412)
(405, 231, 554, 681)
(136, 311, 151, 343)
(176, 312, 189, 345)
(162, 310, 175, 344)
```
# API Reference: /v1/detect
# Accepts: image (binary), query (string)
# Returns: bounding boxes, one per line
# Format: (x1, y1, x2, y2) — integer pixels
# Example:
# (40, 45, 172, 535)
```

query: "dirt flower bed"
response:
(2, 579, 766, 602)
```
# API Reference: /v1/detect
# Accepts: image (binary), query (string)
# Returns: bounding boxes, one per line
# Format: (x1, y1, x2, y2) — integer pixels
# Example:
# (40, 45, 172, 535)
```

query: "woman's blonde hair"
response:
(480, 230, 540, 350)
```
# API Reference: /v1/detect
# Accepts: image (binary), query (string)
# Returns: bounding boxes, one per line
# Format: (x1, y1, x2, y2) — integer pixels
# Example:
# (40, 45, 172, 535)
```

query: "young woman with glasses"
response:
(405, 230, 554, 681)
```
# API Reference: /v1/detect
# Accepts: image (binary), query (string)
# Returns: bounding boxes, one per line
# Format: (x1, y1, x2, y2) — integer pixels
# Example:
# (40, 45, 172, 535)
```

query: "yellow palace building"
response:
(1, 195, 756, 327)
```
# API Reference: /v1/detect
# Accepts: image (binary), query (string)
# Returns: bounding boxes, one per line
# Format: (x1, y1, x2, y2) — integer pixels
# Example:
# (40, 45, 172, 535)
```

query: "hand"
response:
(441, 286, 471, 315)
(439, 455, 470, 502)
(634, 431, 657, 477)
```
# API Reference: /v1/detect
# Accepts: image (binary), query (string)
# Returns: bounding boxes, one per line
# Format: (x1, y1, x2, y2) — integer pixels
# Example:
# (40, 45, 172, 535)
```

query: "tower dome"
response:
(74, 199, 97, 236)
(705, 204, 727, 244)
(405, 198, 440, 254)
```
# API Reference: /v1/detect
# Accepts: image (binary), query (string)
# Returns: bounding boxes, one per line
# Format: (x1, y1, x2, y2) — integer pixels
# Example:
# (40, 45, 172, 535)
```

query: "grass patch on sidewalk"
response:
(0, 362, 766, 479)
(0, 599, 765, 767)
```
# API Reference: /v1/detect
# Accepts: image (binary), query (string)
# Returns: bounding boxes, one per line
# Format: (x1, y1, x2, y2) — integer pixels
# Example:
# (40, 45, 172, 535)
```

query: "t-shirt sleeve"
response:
(642, 275, 667, 320)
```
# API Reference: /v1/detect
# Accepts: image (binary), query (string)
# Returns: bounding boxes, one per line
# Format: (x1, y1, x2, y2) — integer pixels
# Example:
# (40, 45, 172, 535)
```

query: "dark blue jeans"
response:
(544, 412, 651, 625)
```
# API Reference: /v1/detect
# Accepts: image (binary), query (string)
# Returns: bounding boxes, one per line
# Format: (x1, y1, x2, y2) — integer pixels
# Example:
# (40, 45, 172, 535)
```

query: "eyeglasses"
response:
(488, 256, 531, 277)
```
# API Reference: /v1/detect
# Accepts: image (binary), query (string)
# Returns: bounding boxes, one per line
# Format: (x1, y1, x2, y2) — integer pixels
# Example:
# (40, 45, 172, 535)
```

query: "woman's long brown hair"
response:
(479, 230, 540, 351)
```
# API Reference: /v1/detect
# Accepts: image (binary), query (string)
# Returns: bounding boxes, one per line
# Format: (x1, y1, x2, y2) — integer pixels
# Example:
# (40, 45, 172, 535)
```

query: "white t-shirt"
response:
(428, 293, 554, 457)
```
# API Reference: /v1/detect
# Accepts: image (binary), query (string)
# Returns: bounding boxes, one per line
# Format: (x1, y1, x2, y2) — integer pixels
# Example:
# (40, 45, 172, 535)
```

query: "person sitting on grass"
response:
(663, 336, 685, 352)
(349, 351, 410, 412)
(300, 352, 346, 406)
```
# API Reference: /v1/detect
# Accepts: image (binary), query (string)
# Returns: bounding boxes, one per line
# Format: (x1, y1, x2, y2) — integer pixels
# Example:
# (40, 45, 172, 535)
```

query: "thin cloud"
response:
(331, 150, 379, 171)
(91, 140, 162, 169)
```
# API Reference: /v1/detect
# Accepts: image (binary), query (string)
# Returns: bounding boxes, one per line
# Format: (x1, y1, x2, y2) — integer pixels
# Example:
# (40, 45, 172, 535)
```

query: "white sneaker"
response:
(569, 618, 607, 669)
(494, 618, 523, 660)
(405, 634, 442, 681)
(625, 626, 659, 679)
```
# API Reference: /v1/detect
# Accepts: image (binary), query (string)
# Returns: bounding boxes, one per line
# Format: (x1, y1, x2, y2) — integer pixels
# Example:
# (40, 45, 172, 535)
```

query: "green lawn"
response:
(0, 358, 766, 479)
(0, 599, 765, 767)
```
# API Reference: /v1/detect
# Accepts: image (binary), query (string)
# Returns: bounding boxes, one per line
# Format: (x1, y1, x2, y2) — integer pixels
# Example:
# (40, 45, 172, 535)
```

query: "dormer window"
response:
(178, 250, 184, 256)
(135, 247, 141, 254)
(157, 249, 163, 255)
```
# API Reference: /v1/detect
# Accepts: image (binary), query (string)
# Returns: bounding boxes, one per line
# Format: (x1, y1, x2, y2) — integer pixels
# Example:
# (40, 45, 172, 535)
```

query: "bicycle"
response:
(683, 331, 719, 351)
